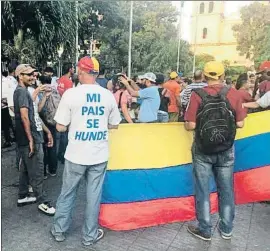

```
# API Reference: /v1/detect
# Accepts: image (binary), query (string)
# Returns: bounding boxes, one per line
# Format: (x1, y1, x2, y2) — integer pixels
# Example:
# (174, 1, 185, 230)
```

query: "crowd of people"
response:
(1, 57, 270, 246)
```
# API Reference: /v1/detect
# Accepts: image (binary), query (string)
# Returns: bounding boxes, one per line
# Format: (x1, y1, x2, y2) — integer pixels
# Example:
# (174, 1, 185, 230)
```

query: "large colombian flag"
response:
(99, 111, 270, 231)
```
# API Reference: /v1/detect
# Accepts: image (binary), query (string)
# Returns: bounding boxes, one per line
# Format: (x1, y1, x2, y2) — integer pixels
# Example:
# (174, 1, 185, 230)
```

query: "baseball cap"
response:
(77, 56, 99, 75)
(138, 72, 156, 82)
(257, 61, 270, 74)
(15, 64, 36, 77)
(170, 71, 179, 79)
(203, 61, 225, 80)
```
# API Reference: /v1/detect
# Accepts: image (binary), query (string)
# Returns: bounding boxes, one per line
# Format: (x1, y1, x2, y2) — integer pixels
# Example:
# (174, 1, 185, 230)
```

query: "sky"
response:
(172, 1, 254, 42)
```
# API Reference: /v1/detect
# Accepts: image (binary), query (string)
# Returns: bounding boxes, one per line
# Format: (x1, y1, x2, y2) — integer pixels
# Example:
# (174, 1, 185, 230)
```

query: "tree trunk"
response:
(14, 29, 24, 62)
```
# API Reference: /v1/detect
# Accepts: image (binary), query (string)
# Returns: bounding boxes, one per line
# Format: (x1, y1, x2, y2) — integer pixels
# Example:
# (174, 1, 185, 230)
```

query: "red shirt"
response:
(237, 89, 253, 103)
(259, 81, 270, 95)
(57, 76, 73, 96)
(185, 84, 247, 123)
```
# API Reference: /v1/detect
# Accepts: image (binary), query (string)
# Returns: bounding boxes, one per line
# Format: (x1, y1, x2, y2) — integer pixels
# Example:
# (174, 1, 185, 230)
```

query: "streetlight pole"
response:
(57, 45, 64, 77)
(177, 1, 184, 73)
(128, 1, 133, 78)
(75, 1, 79, 64)
(90, 32, 94, 57)
(192, 4, 199, 73)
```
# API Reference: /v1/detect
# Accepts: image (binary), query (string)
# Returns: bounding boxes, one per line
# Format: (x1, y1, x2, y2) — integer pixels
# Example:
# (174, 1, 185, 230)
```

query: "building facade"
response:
(190, 1, 253, 67)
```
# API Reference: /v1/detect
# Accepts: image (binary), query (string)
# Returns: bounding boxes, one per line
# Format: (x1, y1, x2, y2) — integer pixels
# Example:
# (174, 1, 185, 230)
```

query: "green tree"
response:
(1, 0, 194, 75)
(195, 54, 215, 69)
(232, 2, 270, 62)
(254, 25, 270, 67)
(97, 1, 193, 75)
(1, 1, 76, 65)
(78, 1, 124, 46)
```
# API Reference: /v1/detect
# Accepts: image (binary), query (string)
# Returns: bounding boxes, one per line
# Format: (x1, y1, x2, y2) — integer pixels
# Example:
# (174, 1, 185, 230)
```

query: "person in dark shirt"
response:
(96, 66, 108, 89)
(14, 64, 55, 216)
(155, 74, 170, 122)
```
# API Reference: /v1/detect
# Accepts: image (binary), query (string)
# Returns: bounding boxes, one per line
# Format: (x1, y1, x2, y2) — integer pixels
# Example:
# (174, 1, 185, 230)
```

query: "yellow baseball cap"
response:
(203, 61, 225, 80)
(170, 71, 179, 79)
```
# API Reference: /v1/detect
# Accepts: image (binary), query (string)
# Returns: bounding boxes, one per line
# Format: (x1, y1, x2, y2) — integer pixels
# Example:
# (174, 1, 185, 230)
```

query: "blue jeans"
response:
(52, 160, 107, 243)
(157, 111, 169, 123)
(192, 145, 235, 235)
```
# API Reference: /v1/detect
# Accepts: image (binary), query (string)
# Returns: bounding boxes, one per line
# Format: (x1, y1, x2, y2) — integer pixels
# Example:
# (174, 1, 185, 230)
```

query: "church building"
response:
(190, 1, 253, 67)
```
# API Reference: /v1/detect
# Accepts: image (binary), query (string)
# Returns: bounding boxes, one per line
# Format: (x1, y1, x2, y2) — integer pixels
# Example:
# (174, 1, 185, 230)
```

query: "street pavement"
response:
(2, 144, 270, 251)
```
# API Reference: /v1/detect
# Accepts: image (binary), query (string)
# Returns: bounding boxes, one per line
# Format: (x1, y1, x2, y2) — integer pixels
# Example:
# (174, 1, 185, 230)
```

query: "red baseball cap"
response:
(77, 56, 99, 75)
(257, 61, 270, 73)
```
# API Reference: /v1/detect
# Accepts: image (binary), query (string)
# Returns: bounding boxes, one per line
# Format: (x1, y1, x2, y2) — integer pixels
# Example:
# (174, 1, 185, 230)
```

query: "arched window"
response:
(203, 28, 207, 39)
(199, 2, 205, 14)
(209, 2, 214, 13)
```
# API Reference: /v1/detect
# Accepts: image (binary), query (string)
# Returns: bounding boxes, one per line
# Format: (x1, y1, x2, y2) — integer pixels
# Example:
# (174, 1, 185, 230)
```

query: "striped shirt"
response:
(180, 82, 207, 110)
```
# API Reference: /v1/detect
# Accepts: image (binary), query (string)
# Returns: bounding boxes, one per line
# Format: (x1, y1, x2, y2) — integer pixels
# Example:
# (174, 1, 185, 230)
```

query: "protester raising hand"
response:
(119, 76, 129, 86)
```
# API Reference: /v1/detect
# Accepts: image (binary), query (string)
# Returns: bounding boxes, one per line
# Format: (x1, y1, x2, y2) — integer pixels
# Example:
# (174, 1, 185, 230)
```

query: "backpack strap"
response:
(162, 88, 168, 97)
(219, 86, 230, 100)
(193, 88, 208, 102)
(158, 88, 164, 97)
(118, 91, 124, 109)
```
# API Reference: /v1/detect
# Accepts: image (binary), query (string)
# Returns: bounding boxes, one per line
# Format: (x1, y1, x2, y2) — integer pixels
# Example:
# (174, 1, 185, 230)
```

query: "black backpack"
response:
(158, 88, 169, 113)
(193, 86, 236, 154)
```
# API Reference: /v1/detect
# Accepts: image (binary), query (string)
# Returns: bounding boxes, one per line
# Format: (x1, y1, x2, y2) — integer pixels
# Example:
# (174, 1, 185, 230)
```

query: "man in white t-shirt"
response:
(243, 91, 270, 109)
(51, 56, 121, 246)
(5, 67, 18, 112)
(2, 67, 17, 147)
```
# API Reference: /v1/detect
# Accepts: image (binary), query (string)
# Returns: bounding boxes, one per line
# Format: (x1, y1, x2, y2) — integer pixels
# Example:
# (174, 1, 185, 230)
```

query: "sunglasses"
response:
(21, 73, 34, 76)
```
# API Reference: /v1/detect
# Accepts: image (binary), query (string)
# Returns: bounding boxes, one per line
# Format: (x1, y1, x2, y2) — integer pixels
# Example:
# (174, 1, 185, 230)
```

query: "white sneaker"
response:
(217, 220, 232, 240)
(96, 229, 104, 242)
(82, 228, 104, 246)
(38, 202, 56, 216)
(48, 171, 56, 177)
(17, 196, 37, 207)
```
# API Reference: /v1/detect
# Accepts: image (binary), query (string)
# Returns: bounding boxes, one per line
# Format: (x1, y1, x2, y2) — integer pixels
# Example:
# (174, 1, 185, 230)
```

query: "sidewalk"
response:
(1, 146, 270, 251)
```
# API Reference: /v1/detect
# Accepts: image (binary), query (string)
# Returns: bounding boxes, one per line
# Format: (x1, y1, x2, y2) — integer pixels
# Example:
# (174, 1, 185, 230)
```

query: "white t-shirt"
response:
(54, 83, 121, 165)
(2, 76, 18, 116)
(257, 91, 270, 108)
(51, 76, 59, 89)
(28, 86, 43, 132)
(2, 77, 9, 108)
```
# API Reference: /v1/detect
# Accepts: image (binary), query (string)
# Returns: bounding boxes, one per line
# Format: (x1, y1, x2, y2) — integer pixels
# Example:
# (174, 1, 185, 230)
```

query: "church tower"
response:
(190, 1, 252, 67)
(191, 1, 225, 46)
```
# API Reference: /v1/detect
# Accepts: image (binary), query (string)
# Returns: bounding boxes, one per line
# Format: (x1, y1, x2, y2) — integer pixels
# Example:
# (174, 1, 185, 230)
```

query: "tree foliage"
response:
(232, 2, 270, 64)
(1, 1, 194, 75)
(195, 54, 215, 69)
(97, 1, 193, 75)
(1, 1, 76, 65)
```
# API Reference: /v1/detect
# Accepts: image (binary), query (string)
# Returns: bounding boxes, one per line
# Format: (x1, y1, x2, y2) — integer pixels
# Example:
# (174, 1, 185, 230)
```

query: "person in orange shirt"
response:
(163, 71, 181, 122)
(57, 63, 74, 96)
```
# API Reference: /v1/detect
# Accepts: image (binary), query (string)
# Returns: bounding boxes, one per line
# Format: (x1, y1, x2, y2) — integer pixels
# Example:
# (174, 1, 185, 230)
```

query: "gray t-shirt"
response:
(257, 91, 270, 108)
(14, 85, 43, 146)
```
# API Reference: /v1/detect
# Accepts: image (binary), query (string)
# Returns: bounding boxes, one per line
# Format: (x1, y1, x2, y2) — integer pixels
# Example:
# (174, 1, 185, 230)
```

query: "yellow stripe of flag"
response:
(107, 111, 270, 170)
